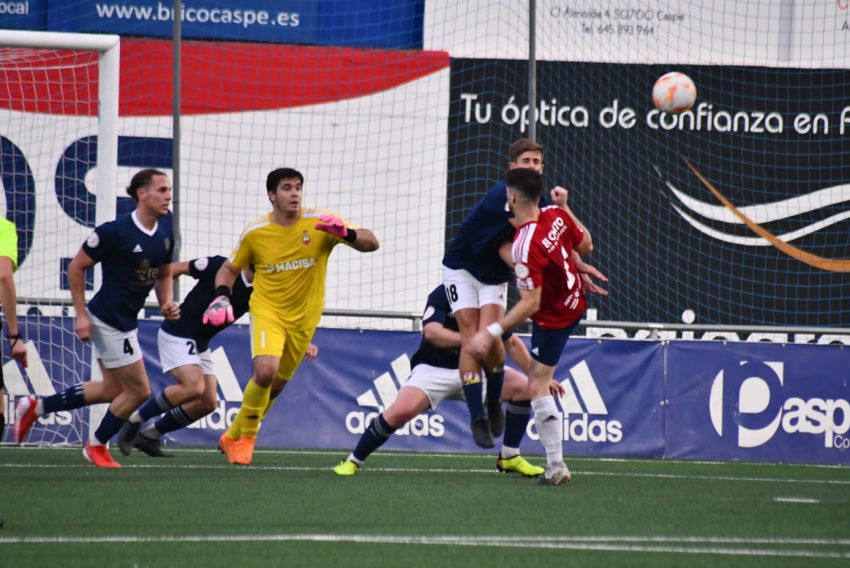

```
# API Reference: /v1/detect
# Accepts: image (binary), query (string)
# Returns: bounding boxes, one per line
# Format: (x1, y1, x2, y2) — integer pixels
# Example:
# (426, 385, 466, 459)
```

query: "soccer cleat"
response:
(471, 415, 494, 448)
(538, 462, 572, 486)
(14, 395, 38, 444)
(333, 460, 359, 476)
(487, 398, 505, 437)
(133, 434, 173, 458)
(83, 443, 122, 468)
(229, 436, 256, 465)
(117, 421, 142, 456)
(218, 432, 237, 455)
(497, 455, 544, 477)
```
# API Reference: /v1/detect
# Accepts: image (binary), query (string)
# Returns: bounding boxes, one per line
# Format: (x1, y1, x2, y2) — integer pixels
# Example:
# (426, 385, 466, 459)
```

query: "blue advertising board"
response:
(3, 317, 847, 466)
(0, 0, 423, 49)
(0, 0, 46, 29)
(665, 341, 850, 465)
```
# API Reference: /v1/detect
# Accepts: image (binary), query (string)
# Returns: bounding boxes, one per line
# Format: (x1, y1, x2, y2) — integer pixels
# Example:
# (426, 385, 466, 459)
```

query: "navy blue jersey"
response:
(161, 255, 252, 352)
(83, 211, 175, 331)
(410, 285, 513, 370)
(443, 180, 551, 285)
(442, 181, 515, 285)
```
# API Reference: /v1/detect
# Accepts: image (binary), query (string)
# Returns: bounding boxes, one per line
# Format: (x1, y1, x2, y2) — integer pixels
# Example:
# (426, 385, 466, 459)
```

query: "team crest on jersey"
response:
(301, 231, 311, 245)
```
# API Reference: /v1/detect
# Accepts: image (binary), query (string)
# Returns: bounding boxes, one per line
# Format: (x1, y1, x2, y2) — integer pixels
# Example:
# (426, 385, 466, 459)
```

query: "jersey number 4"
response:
(123, 338, 135, 355)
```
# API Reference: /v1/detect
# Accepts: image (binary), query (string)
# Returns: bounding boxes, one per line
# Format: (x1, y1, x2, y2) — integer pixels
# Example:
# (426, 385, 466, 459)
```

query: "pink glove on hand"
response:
(202, 295, 234, 326)
(315, 214, 348, 239)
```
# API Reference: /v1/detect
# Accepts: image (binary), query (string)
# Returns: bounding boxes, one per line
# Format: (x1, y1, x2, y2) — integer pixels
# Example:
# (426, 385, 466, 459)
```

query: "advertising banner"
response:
(665, 341, 850, 465)
(448, 58, 850, 327)
(4, 319, 846, 465)
(0, 0, 425, 49)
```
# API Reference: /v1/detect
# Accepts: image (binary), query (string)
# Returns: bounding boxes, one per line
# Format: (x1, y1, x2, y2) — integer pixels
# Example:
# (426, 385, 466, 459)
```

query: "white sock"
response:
(531, 396, 563, 467)
(129, 410, 142, 424)
(35, 399, 45, 417)
(346, 453, 362, 465)
(500, 446, 520, 459)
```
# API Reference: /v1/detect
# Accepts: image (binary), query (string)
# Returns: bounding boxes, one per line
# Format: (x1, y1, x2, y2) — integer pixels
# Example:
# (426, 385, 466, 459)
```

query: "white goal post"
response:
(1, 29, 120, 231)
(0, 30, 120, 445)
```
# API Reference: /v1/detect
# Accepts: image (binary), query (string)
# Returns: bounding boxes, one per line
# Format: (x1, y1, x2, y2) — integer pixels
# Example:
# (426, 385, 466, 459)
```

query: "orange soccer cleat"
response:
(83, 443, 122, 468)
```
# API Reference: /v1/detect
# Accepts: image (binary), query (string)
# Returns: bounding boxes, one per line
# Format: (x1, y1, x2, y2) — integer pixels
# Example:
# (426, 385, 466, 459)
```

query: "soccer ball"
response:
(652, 72, 697, 114)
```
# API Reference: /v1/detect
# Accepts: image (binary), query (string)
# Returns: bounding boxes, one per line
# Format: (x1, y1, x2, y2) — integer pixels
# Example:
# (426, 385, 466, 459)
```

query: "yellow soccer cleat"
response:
(496, 455, 544, 477)
(333, 459, 359, 476)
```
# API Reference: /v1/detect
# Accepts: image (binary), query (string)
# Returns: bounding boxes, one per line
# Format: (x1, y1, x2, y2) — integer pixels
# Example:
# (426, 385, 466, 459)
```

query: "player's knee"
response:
(198, 393, 217, 415)
(186, 380, 205, 400)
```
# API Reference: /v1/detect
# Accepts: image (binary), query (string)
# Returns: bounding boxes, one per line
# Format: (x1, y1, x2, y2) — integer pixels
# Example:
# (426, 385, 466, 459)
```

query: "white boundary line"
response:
(0, 533, 848, 559)
(3, 445, 846, 470)
(1, 461, 849, 485)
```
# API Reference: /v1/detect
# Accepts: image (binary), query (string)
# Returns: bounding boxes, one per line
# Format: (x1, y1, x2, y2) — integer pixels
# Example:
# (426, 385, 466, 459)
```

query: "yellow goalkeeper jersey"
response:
(229, 208, 347, 327)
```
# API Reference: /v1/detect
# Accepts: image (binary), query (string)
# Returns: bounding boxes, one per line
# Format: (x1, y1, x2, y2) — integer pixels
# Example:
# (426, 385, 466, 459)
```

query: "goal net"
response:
(1, 31, 119, 445)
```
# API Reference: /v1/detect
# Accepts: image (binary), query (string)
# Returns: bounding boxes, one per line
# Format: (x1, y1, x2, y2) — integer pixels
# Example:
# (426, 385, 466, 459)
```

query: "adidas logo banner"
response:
(3, 319, 846, 465)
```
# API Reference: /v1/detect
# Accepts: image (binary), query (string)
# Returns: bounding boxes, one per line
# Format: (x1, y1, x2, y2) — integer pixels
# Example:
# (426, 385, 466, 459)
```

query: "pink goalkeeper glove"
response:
(315, 213, 348, 239)
(202, 295, 234, 326)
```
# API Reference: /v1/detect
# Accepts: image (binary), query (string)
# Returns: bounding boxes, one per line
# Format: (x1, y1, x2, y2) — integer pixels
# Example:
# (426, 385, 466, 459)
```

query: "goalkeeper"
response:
(116, 254, 319, 457)
(204, 167, 379, 465)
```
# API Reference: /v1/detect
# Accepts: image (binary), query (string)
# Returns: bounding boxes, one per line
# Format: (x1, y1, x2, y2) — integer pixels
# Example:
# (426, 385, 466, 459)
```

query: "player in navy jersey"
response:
(14, 169, 179, 468)
(333, 284, 564, 477)
(442, 139, 605, 449)
(115, 255, 252, 457)
(470, 168, 593, 486)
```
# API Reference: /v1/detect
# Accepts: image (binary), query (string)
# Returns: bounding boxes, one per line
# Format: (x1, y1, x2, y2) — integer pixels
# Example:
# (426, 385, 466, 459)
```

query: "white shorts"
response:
(89, 313, 142, 369)
(157, 329, 215, 375)
(404, 363, 470, 410)
(442, 265, 507, 312)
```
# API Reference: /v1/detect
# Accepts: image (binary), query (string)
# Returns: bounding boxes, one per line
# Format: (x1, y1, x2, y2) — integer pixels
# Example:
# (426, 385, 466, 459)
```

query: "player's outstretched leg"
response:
(334, 413, 398, 476)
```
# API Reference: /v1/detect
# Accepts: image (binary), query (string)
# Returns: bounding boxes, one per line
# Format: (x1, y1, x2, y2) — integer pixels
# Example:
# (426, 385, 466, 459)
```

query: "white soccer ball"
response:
(652, 72, 697, 114)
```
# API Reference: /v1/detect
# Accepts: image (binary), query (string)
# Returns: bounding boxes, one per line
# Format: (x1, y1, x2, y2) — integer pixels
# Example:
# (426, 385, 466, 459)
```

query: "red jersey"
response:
(512, 205, 586, 329)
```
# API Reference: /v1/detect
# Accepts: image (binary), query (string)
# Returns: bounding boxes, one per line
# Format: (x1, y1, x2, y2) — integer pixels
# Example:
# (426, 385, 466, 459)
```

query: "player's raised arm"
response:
(67, 248, 96, 341)
(315, 213, 380, 252)
(549, 186, 593, 256)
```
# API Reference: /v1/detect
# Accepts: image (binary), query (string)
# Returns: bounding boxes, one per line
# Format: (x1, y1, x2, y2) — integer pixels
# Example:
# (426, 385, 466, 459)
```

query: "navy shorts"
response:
(530, 319, 580, 367)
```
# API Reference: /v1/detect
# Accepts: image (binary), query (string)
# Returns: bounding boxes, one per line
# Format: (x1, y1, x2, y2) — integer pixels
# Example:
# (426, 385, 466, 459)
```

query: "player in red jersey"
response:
(470, 167, 593, 486)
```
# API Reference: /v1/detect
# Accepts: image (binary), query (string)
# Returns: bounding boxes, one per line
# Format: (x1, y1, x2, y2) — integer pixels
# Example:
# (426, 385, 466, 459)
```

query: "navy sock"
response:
(504, 400, 532, 449)
(462, 371, 485, 420)
(485, 366, 505, 405)
(138, 390, 175, 422)
(93, 409, 125, 445)
(352, 414, 397, 463)
(152, 406, 194, 436)
(1, 411, 5, 442)
(42, 385, 86, 414)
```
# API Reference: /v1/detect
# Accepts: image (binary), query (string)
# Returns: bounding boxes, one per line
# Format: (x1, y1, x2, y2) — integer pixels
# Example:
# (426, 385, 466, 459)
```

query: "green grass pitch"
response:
(1, 446, 848, 567)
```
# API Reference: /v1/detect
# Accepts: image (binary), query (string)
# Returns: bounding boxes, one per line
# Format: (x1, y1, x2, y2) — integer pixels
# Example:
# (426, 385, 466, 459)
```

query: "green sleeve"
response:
(0, 219, 18, 271)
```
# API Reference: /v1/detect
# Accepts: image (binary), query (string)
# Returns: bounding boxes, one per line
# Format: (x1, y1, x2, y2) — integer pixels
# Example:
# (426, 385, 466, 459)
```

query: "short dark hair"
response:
(506, 167, 543, 202)
(126, 169, 167, 201)
(508, 138, 543, 163)
(266, 168, 304, 193)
